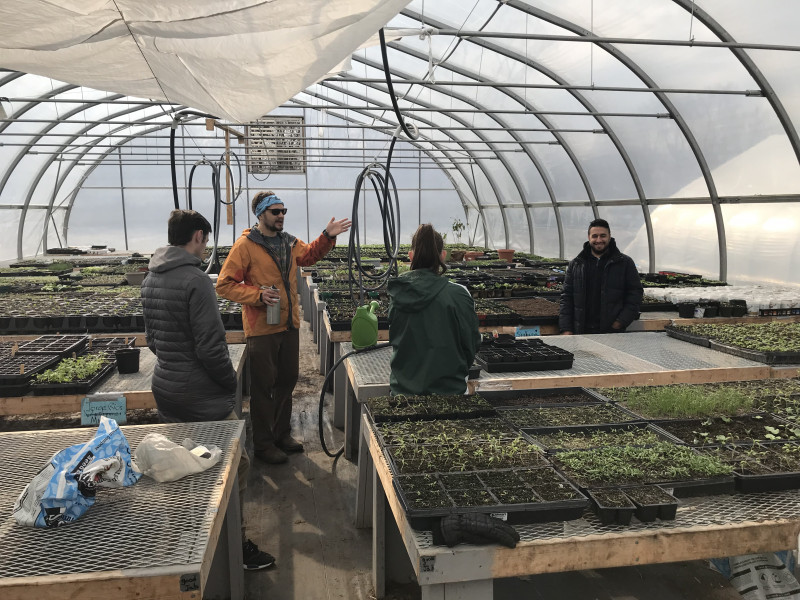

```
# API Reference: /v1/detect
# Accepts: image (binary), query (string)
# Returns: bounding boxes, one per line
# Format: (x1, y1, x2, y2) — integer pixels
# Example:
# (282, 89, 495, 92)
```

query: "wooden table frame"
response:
(0, 343, 248, 417)
(362, 413, 800, 600)
(0, 420, 245, 600)
(345, 332, 798, 528)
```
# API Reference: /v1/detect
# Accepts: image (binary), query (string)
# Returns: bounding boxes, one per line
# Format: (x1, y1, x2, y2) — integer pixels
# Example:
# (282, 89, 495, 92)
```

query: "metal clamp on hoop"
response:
(393, 121, 419, 141)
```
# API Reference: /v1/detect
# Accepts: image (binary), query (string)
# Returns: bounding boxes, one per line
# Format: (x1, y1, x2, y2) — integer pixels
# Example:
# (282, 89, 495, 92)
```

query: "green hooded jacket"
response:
(388, 269, 481, 395)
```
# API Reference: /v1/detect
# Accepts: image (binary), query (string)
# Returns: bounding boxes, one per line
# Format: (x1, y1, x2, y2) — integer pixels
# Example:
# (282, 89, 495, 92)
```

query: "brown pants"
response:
(247, 329, 300, 452)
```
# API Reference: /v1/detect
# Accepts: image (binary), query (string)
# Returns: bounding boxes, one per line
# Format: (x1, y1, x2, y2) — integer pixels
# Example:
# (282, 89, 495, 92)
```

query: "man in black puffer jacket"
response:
(559, 218, 643, 335)
(142, 209, 275, 570)
(142, 210, 238, 421)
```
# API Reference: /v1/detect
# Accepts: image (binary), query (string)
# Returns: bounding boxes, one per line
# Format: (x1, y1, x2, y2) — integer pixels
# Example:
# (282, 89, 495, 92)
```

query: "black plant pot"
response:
(115, 348, 141, 374)
(703, 306, 719, 318)
(677, 303, 696, 318)
(719, 305, 733, 318)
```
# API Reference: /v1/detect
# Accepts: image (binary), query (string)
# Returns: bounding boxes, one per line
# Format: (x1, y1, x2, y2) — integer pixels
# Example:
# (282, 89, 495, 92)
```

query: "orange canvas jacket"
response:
(216, 227, 334, 337)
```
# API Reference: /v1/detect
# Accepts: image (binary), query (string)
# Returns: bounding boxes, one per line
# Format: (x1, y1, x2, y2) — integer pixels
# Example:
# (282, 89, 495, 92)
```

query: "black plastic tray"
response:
(708, 340, 800, 366)
(475, 340, 574, 373)
(478, 387, 607, 407)
(0, 352, 62, 384)
(622, 485, 678, 522)
(498, 403, 645, 430)
(16, 334, 89, 358)
(394, 467, 589, 530)
(364, 394, 497, 424)
(651, 413, 794, 446)
(517, 314, 559, 326)
(586, 489, 635, 525)
(699, 442, 800, 493)
(30, 361, 115, 396)
(523, 422, 680, 453)
(663, 325, 711, 348)
(639, 302, 676, 312)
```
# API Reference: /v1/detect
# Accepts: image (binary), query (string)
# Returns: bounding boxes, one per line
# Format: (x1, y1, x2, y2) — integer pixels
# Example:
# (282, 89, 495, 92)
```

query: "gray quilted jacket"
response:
(142, 246, 236, 421)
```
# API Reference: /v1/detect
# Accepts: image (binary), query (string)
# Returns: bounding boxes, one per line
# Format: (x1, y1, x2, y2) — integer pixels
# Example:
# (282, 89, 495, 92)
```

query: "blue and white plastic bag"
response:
(13, 416, 141, 527)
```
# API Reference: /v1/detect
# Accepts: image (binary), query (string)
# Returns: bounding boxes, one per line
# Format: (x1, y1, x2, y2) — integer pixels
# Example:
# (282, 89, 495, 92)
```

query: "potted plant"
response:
(496, 249, 515, 262)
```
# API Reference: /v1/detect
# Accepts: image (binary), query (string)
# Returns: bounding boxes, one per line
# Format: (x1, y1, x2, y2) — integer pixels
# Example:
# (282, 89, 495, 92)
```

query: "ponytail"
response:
(410, 224, 447, 275)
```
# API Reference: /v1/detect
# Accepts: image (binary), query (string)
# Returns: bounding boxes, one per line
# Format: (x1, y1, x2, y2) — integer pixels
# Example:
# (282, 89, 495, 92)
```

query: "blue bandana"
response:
(254, 194, 283, 218)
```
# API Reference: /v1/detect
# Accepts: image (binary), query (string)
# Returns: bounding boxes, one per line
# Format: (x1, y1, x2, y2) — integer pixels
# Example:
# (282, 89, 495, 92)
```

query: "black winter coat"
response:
(142, 246, 237, 422)
(558, 239, 643, 334)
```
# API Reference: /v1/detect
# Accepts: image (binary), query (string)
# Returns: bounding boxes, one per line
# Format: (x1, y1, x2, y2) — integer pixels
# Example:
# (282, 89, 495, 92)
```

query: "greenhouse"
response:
(1, 2, 800, 600)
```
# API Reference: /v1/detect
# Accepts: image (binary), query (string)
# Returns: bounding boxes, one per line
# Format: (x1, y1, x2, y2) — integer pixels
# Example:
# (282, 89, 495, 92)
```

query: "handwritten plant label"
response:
(81, 394, 127, 425)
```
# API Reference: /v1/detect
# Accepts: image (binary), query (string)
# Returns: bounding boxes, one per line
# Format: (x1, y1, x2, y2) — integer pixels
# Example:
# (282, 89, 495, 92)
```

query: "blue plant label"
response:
(515, 325, 540, 338)
(81, 394, 127, 425)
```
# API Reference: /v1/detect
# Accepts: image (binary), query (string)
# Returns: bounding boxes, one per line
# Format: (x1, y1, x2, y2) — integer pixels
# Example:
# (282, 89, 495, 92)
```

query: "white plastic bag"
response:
(13, 416, 141, 527)
(133, 433, 222, 482)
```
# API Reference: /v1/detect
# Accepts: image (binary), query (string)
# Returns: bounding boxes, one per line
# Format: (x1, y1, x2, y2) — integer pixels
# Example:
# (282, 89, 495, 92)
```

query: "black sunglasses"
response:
(268, 208, 287, 215)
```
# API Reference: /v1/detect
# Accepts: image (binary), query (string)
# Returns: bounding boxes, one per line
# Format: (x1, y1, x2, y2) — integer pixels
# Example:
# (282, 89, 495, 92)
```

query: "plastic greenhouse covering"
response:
(0, 0, 799, 286)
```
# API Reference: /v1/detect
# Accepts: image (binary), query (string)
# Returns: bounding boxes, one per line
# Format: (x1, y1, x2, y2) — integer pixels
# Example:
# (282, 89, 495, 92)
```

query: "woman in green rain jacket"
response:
(388, 224, 481, 395)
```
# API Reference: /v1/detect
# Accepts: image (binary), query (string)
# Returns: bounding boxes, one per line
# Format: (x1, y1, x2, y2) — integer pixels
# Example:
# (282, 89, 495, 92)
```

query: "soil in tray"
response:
(553, 442, 732, 488)
(625, 485, 676, 506)
(495, 297, 559, 317)
(516, 467, 584, 501)
(698, 443, 800, 475)
(0, 353, 61, 380)
(366, 394, 494, 422)
(499, 404, 638, 428)
(388, 437, 546, 475)
(396, 474, 452, 510)
(531, 426, 664, 451)
(484, 390, 599, 407)
(376, 417, 518, 446)
(655, 414, 796, 445)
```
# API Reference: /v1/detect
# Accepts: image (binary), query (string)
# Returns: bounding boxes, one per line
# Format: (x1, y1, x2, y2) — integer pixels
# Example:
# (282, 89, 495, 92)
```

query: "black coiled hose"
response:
(318, 28, 417, 459)
(318, 343, 391, 458)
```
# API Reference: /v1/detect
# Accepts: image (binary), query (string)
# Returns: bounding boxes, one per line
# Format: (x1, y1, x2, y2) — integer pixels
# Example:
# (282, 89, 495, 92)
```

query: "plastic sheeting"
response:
(0, 0, 411, 123)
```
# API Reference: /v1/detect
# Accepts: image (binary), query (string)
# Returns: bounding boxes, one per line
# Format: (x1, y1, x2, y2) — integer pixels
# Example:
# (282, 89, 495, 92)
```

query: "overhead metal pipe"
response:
(433, 29, 800, 52)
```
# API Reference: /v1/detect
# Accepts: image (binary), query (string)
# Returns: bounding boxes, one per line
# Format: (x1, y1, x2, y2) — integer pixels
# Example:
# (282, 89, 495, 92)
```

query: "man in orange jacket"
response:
(217, 191, 351, 464)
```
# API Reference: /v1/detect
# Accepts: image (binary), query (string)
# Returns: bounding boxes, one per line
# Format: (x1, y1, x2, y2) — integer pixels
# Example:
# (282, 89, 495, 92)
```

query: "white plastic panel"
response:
(531, 206, 561, 259)
(624, 204, 721, 279)
(559, 205, 597, 260)
(597, 204, 649, 272)
(721, 203, 800, 287)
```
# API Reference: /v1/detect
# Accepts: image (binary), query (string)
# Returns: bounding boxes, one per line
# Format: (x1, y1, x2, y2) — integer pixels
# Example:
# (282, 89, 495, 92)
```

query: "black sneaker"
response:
(242, 539, 275, 570)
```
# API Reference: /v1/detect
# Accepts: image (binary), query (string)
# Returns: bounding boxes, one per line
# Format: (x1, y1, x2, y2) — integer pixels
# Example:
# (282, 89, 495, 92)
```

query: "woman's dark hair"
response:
(168, 209, 212, 246)
(410, 224, 447, 275)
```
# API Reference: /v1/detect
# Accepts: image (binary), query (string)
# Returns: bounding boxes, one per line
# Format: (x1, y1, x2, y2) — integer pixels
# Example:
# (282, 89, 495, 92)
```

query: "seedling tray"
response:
(16, 334, 89, 358)
(663, 325, 711, 347)
(0, 353, 62, 395)
(639, 301, 676, 312)
(523, 422, 681, 453)
(697, 442, 800, 493)
(30, 361, 115, 396)
(586, 488, 635, 525)
(365, 394, 496, 423)
(651, 413, 795, 446)
(394, 467, 589, 530)
(478, 386, 607, 407)
(498, 403, 644, 430)
(475, 339, 574, 373)
(517, 314, 559, 326)
(707, 339, 800, 365)
(623, 485, 678, 522)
